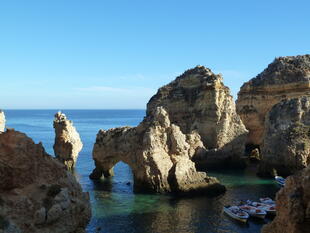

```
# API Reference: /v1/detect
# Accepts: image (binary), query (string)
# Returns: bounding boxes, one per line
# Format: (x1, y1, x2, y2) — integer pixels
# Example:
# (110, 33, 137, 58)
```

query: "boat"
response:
(223, 205, 249, 223)
(239, 204, 267, 219)
(275, 176, 285, 187)
(259, 197, 275, 205)
(247, 200, 276, 215)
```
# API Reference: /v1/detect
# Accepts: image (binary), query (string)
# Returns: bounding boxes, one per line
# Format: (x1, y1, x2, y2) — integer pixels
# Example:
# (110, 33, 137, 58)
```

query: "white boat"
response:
(247, 200, 276, 215)
(223, 206, 249, 223)
(275, 176, 285, 187)
(259, 197, 275, 205)
(239, 205, 267, 219)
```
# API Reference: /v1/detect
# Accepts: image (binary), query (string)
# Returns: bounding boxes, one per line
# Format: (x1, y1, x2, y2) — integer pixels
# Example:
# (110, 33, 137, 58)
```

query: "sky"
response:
(0, 0, 309, 109)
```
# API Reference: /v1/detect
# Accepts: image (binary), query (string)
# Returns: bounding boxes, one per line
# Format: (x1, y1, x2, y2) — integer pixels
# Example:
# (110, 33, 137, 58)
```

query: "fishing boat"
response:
(247, 200, 276, 215)
(239, 205, 267, 219)
(223, 206, 249, 223)
(275, 176, 285, 187)
(259, 197, 275, 205)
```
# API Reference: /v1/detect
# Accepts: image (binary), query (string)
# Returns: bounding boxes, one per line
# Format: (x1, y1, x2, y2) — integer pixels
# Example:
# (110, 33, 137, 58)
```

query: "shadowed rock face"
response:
(0, 110, 5, 133)
(262, 165, 310, 233)
(90, 107, 225, 195)
(0, 129, 91, 233)
(237, 55, 310, 146)
(259, 96, 310, 177)
(147, 66, 248, 166)
(53, 112, 83, 170)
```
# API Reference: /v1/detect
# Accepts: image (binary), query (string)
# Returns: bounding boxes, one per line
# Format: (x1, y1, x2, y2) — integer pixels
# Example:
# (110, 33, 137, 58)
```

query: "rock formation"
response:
(262, 164, 310, 233)
(258, 96, 310, 176)
(0, 110, 5, 133)
(90, 107, 225, 195)
(53, 112, 83, 170)
(237, 55, 310, 146)
(147, 66, 248, 167)
(0, 129, 91, 233)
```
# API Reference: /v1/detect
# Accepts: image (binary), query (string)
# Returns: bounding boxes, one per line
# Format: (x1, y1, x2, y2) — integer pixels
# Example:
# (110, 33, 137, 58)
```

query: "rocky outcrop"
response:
(262, 165, 310, 233)
(147, 66, 248, 167)
(90, 107, 225, 195)
(0, 129, 91, 233)
(258, 96, 310, 177)
(0, 110, 5, 133)
(237, 55, 310, 146)
(53, 112, 83, 170)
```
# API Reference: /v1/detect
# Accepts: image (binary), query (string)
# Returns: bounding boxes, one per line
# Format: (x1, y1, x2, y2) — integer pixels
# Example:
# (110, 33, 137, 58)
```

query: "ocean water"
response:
(4, 110, 280, 233)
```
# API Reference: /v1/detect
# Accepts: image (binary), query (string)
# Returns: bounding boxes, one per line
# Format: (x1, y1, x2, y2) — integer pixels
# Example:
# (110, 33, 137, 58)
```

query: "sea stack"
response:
(53, 112, 83, 170)
(0, 129, 91, 233)
(0, 110, 5, 132)
(90, 107, 225, 195)
(236, 55, 310, 147)
(147, 66, 248, 167)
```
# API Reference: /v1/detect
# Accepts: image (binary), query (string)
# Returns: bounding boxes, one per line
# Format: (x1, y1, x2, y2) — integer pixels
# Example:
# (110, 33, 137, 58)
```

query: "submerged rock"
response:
(53, 112, 83, 170)
(0, 110, 5, 133)
(262, 164, 310, 233)
(90, 107, 225, 195)
(259, 96, 310, 176)
(0, 129, 91, 233)
(147, 66, 248, 167)
(237, 55, 310, 146)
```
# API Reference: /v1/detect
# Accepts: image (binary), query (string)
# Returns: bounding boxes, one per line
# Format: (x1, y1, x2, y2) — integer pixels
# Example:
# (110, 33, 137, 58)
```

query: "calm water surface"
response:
(5, 110, 280, 233)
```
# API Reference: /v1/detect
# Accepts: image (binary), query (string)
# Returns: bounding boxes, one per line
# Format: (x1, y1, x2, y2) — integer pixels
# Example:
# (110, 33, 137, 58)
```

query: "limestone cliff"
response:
(237, 55, 310, 146)
(259, 96, 310, 176)
(53, 112, 83, 170)
(262, 165, 310, 233)
(90, 107, 225, 195)
(0, 110, 5, 133)
(0, 129, 91, 233)
(147, 66, 248, 166)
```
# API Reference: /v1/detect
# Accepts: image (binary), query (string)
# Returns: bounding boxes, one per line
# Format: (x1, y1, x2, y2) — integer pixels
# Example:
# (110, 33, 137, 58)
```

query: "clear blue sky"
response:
(0, 0, 309, 109)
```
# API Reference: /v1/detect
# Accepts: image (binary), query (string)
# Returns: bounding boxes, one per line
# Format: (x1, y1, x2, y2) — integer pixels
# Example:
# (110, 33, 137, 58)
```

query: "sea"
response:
(4, 110, 280, 233)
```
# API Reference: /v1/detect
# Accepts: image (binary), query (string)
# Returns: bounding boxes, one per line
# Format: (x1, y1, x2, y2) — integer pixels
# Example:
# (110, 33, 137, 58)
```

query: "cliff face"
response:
(90, 107, 225, 195)
(259, 96, 310, 176)
(0, 110, 5, 133)
(147, 66, 248, 165)
(262, 165, 310, 233)
(0, 129, 91, 233)
(237, 55, 310, 146)
(53, 112, 83, 170)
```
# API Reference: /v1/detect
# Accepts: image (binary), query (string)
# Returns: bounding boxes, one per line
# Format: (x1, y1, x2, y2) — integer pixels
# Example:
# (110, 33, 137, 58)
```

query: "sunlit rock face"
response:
(237, 55, 310, 146)
(53, 112, 83, 170)
(90, 107, 225, 195)
(0, 129, 91, 233)
(258, 96, 310, 177)
(0, 110, 5, 133)
(262, 164, 310, 233)
(147, 66, 248, 167)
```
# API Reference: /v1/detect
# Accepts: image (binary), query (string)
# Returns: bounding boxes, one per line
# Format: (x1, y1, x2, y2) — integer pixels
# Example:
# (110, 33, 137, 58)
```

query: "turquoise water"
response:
(5, 110, 280, 233)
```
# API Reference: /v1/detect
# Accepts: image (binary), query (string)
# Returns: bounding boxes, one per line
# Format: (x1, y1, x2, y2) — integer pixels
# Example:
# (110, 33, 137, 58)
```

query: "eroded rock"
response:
(0, 110, 5, 133)
(0, 129, 91, 233)
(53, 112, 83, 170)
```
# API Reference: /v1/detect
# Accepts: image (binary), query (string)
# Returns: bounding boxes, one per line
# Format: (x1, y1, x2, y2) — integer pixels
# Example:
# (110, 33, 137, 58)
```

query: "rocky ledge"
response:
(90, 107, 225, 196)
(0, 129, 91, 233)
(237, 55, 310, 146)
(53, 112, 83, 170)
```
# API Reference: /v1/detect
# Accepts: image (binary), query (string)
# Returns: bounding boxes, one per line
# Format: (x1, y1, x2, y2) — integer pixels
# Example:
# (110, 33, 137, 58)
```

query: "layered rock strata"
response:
(259, 96, 310, 176)
(0, 110, 5, 133)
(90, 107, 225, 195)
(0, 129, 91, 233)
(147, 66, 248, 167)
(53, 112, 83, 170)
(262, 165, 310, 233)
(237, 55, 310, 146)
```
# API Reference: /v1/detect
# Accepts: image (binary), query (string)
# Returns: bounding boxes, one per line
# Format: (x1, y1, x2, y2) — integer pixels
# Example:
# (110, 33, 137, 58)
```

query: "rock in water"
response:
(90, 107, 225, 195)
(262, 165, 310, 233)
(53, 112, 83, 170)
(0, 129, 91, 233)
(0, 110, 5, 133)
(147, 66, 248, 167)
(259, 96, 310, 176)
(237, 55, 310, 146)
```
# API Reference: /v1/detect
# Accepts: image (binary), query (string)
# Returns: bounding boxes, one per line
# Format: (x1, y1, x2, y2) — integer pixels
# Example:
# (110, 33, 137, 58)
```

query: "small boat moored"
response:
(223, 205, 249, 223)
(275, 176, 285, 187)
(239, 205, 267, 219)
(259, 197, 275, 205)
(247, 200, 276, 215)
